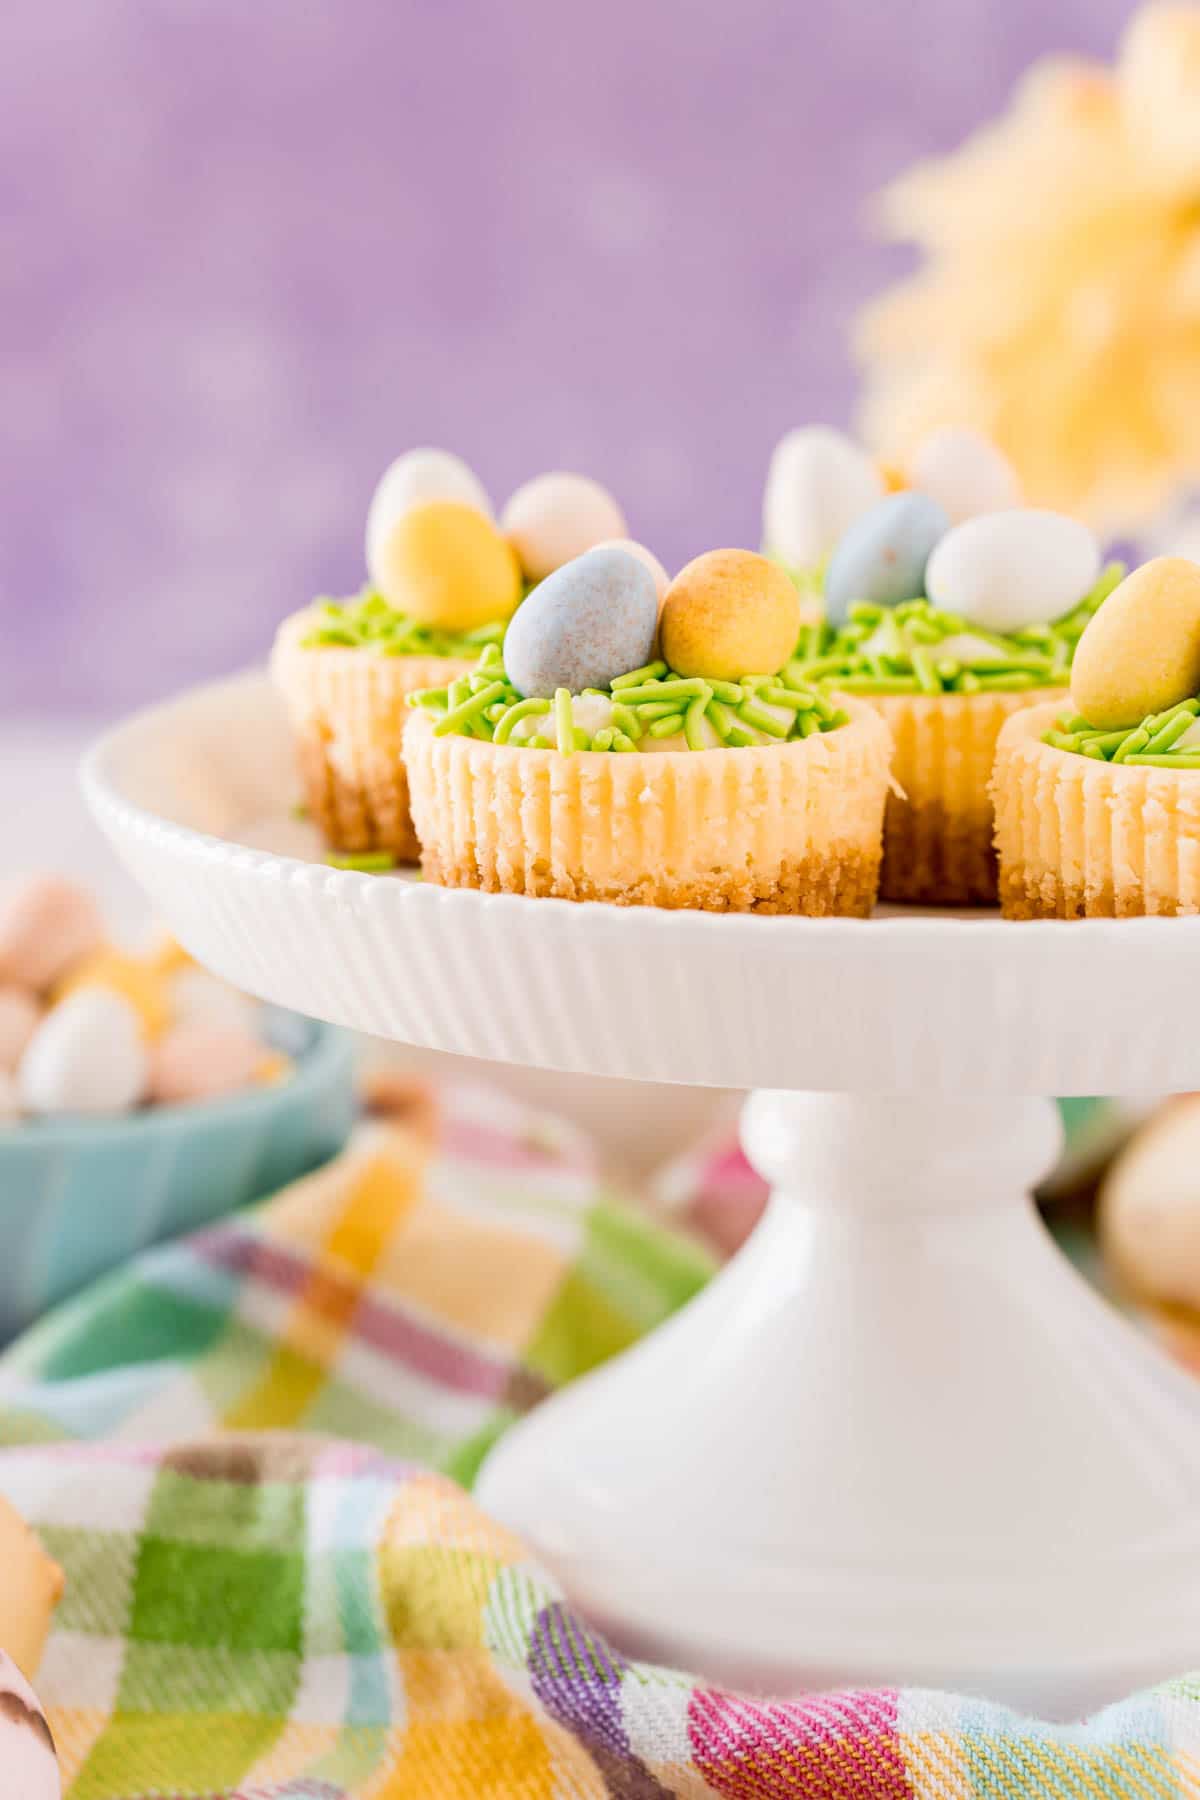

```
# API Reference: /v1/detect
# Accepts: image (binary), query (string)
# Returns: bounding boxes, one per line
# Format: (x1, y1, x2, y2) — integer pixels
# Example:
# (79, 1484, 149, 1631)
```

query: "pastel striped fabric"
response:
(0, 1081, 1195, 1797)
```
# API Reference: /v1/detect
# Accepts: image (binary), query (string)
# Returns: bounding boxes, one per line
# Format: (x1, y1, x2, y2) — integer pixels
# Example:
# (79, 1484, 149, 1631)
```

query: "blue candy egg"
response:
(503, 546, 659, 698)
(823, 491, 951, 627)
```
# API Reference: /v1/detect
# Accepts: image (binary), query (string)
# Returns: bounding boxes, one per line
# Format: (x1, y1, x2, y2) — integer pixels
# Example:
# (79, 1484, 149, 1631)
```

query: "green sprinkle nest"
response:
(302, 591, 510, 660)
(1044, 698, 1200, 766)
(408, 644, 849, 753)
(787, 563, 1124, 696)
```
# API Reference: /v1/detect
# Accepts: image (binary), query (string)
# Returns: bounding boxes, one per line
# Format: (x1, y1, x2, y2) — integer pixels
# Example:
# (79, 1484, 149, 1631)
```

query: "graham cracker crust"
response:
(998, 868, 1200, 920)
(271, 609, 472, 861)
(866, 686, 1064, 907)
(297, 728, 422, 864)
(418, 846, 881, 916)
(879, 797, 997, 907)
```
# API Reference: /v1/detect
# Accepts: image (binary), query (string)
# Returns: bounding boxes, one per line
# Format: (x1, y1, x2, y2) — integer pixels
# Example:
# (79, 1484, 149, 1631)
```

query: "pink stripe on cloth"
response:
(198, 1229, 529, 1402)
(688, 1687, 911, 1798)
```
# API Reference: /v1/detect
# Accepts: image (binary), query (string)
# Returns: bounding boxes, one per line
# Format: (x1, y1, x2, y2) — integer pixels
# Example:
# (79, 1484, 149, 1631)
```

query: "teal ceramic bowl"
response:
(0, 1016, 356, 1341)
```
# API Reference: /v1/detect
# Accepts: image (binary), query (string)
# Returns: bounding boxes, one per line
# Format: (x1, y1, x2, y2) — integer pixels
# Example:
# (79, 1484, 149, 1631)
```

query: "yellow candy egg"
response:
(52, 948, 171, 1040)
(660, 550, 801, 682)
(1070, 557, 1200, 729)
(374, 499, 522, 632)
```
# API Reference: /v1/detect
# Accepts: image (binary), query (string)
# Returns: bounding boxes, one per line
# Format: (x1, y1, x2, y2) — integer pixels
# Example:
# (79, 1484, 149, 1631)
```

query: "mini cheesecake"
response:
(994, 559, 1200, 919)
(405, 699, 890, 914)
(271, 451, 638, 864)
(768, 432, 1116, 905)
(789, 570, 1118, 906)
(271, 605, 476, 864)
(993, 699, 1200, 918)
(868, 686, 1065, 905)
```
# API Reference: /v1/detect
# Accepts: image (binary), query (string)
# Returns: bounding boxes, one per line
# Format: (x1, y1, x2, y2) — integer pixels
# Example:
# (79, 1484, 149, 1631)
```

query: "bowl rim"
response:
(0, 1017, 355, 1150)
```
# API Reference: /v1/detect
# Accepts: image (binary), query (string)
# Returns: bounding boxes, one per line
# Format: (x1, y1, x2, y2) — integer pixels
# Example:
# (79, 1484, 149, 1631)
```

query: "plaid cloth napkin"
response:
(0, 1081, 1197, 1798)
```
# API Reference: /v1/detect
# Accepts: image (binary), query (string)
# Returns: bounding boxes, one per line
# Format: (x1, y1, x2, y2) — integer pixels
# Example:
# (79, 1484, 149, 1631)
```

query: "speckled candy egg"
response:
(907, 428, 1021, 523)
(824, 492, 950, 626)
(660, 550, 801, 682)
(374, 499, 522, 632)
(762, 427, 884, 568)
(592, 538, 670, 602)
(925, 509, 1102, 633)
(18, 989, 148, 1117)
(503, 547, 658, 698)
(502, 473, 627, 582)
(0, 1652, 58, 1797)
(0, 875, 104, 992)
(1070, 558, 1200, 729)
(365, 449, 492, 587)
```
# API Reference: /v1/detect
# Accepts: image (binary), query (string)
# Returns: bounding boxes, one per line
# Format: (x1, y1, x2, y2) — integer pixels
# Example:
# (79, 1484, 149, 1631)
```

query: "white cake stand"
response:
(84, 672, 1200, 1718)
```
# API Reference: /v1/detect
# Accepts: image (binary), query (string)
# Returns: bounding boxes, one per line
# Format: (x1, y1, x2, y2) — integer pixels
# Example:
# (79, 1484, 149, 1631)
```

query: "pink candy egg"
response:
(502, 473, 627, 582)
(0, 988, 39, 1073)
(0, 876, 104, 993)
(147, 1022, 268, 1106)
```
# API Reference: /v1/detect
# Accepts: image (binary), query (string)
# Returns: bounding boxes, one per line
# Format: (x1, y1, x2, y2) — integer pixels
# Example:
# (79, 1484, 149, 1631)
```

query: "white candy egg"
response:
(168, 967, 260, 1036)
(365, 449, 492, 588)
(925, 509, 1102, 632)
(0, 1652, 59, 1797)
(501, 473, 627, 581)
(592, 538, 670, 601)
(762, 426, 884, 568)
(18, 990, 147, 1118)
(908, 428, 1022, 523)
(0, 988, 39, 1073)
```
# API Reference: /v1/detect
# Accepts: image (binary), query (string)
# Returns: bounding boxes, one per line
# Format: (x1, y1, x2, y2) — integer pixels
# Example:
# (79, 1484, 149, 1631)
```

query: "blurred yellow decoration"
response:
(856, 3, 1200, 534)
(53, 949, 170, 1040)
(146, 934, 192, 978)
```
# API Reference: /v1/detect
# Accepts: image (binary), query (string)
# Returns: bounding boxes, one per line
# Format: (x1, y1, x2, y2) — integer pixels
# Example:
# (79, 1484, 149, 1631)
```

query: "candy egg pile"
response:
(0, 874, 289, 1122)
(310, 449, 633, 652)
(774, 427, 1119, 698)
(761, 423, 1022, 574)
(411, 546, 845, 753)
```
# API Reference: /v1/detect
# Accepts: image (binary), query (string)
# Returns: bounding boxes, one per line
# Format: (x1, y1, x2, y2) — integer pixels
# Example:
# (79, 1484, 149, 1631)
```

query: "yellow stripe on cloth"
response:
(370, 1650, 562, 1800)
(224, 1147, 420, 1430)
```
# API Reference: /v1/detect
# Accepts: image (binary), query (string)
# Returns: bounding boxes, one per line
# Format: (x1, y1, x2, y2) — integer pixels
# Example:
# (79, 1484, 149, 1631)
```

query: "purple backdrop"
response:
(5, 0, 1137, 712)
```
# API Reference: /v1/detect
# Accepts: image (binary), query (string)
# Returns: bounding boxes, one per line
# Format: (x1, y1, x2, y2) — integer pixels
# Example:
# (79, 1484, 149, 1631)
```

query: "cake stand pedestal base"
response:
(478, 1092, 1200, 1718)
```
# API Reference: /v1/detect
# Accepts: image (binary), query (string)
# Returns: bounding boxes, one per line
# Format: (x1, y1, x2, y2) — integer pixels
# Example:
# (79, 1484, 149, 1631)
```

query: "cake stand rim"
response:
(82, 665, 1200, 950)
